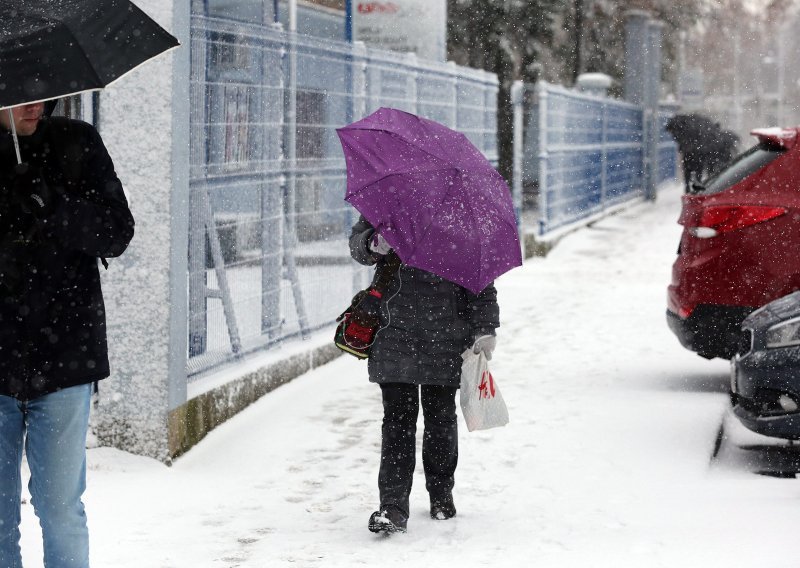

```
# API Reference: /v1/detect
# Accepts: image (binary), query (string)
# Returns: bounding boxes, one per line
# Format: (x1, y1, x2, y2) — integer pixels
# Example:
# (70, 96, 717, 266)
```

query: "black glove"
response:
(12, 163, 54, 217)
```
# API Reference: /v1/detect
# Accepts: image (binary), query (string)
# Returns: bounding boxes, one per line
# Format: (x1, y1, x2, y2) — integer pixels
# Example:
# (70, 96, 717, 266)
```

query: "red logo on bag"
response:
(478, 371, 496, 400)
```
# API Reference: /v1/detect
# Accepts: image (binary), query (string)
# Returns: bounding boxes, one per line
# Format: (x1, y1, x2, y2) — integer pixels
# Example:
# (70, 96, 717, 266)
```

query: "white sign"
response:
(352, 0, 447, 62)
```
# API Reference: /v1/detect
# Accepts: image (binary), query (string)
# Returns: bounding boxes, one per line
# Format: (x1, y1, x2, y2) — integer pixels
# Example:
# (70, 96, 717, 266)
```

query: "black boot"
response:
(368, 505, 408, 534)
(430, 494, 456, 520)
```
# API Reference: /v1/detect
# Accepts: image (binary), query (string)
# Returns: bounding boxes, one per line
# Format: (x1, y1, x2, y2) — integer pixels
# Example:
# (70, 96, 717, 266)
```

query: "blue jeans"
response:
(0, 384, 92, 568)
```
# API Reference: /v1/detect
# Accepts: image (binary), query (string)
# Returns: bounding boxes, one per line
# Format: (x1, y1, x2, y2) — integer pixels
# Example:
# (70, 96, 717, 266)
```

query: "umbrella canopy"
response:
(337, 107, 522, 294)
(0, 0, 179, 109)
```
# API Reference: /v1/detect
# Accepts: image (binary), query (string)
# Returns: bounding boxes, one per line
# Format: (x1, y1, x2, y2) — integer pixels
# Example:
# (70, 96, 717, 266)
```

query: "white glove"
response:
(472, 335, 497, 361)
(369, 233, 392, 256)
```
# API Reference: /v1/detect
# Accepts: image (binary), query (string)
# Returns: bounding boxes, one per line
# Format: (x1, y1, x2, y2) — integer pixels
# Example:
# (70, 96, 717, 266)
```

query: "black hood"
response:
(43, 99, 58, 117)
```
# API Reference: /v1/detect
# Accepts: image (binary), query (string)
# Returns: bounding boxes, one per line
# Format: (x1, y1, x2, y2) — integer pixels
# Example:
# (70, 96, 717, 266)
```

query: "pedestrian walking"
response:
(0, 100, 134, 567)
(349, 216, 500, 534)
(337, 108, 521, 534)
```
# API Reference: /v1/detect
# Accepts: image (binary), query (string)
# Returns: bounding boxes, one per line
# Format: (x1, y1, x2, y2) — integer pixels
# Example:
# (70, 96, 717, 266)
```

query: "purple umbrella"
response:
(337, 107, 522, 294)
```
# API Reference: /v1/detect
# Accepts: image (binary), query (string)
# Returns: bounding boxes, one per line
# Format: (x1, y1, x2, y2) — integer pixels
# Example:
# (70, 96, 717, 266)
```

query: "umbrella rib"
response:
(349, 167, 459, 261)
(68, 0, 180, 88)
(405, 169, 480, 282)
(422, 171, 513, 287)
(410, 167, 463, 260)
(73, 46, 106, 90)
(46, 19, 107, 91)
(345, 167, 460, 201)
(460, 175, 485, 291)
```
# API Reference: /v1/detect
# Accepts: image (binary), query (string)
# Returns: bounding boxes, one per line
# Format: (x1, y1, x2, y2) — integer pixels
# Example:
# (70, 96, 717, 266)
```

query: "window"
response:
(52, 96, 81, 119)
(296, 90, 325, 160)
(701, 143, 786, 195)
(208, 32, 251, 72)
(223, 87, 252, 165)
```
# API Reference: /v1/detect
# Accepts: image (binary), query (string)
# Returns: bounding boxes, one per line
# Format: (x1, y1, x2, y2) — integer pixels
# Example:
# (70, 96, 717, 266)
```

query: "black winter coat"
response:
(0, 116, 134, 400)
(349, 216, 499, 387)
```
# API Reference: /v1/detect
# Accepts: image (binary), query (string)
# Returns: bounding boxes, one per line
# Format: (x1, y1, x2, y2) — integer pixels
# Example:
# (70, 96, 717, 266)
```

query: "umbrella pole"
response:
(7, 109, 21, 165)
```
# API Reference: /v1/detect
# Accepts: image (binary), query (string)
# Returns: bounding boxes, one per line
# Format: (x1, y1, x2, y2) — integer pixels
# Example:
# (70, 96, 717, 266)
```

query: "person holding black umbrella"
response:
(0, 99, 134, 567)
(0, 1, 176, 565)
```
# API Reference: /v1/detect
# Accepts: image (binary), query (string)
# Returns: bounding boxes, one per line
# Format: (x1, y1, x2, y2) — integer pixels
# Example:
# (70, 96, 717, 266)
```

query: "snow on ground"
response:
(21, 184, 800, 567)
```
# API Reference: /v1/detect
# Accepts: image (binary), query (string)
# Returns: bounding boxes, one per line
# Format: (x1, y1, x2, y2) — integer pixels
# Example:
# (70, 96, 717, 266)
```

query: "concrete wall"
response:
(92, 0, 191, 462)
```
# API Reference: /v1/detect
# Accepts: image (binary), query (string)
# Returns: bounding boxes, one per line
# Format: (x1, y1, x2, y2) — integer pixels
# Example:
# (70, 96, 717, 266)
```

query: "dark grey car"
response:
(731, 291, 800, 439)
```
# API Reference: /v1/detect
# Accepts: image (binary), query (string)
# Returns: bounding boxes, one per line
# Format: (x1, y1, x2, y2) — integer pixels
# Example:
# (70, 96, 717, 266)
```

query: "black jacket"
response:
(0, 116, 134, 400)
(350, 216, 499, 387)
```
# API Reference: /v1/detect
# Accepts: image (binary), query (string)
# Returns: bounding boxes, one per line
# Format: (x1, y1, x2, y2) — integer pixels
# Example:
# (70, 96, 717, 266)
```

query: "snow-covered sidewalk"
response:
(21, 184, 800, 567)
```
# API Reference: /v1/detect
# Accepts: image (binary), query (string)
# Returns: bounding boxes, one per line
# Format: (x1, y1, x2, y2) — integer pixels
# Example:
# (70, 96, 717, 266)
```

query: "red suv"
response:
(667, 128, 800, 360)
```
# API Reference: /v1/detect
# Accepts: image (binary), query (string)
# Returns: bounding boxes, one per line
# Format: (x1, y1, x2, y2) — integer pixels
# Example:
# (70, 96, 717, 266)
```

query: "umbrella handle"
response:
(6, 109, 21, 165)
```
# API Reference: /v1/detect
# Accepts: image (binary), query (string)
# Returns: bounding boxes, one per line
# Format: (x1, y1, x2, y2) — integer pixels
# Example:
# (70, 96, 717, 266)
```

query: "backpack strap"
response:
(100, 257, 109, 270)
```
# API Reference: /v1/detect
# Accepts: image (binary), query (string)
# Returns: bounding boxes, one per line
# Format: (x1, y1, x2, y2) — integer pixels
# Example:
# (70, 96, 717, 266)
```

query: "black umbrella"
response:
(0, 0, 180, 162)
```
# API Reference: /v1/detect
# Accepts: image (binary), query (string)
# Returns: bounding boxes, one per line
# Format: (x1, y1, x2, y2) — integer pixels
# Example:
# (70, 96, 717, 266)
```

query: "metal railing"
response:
(513, 81, 678, 237)
(187, 15, 498, 377)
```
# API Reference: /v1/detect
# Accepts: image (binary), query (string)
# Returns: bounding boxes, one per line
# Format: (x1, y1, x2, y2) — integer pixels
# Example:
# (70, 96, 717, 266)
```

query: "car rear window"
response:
(698, 143, 786, 195)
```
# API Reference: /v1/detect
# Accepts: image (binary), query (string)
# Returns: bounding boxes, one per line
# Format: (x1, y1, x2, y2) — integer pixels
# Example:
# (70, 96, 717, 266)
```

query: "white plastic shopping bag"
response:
(459, 349, 509, 431)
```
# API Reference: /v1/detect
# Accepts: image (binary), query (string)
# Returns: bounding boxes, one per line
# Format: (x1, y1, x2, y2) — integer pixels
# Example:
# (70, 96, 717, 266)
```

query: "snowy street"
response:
(21, 183, 800, 567)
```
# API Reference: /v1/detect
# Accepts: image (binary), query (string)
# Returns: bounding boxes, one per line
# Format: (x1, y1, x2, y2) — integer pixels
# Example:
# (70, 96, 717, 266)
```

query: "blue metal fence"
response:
(188, 15, 498, 377)
(537, 82, 645, 235)
(514, 81, 678, 237)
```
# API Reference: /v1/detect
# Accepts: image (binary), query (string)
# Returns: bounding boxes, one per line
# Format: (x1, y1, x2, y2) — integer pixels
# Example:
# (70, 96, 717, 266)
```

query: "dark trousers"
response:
(378, 383, 458, 515)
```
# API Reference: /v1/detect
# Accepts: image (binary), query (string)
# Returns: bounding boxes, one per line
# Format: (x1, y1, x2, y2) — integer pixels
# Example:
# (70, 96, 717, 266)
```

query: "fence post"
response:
(645, 19, 663, 200)
(405, 52, 419, 114)
(188, 8, 208, 357)
(286, 13, 298, 234)
(623, 10, 650, 106)
(262, 22, 284, 339)
(351, 40, 368, 293)
(483, 72, 495, 162)
(365, 50, 379, 113)
(282, 21, 310, 339)
(511, 80, 524, 228)
(351, 41, 368, 120)
(600, 101, 608, 209)
(449, 60, 458, 129)
(537, 81, 549, 236)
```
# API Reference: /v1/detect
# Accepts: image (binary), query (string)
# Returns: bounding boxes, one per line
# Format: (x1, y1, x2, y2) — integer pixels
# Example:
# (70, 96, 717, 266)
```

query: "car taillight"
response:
(689, 205, 787, 238)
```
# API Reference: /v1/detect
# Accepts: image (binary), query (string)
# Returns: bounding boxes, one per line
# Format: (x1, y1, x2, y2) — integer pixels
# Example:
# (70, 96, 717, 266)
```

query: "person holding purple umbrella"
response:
(349, 215, 499, 534)
(338, 108, 519, 535)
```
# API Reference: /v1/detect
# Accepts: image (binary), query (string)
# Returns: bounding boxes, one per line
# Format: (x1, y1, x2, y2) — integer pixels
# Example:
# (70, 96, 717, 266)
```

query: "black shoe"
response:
(368, 505, 408, 534)
(430, 494, 456, 520)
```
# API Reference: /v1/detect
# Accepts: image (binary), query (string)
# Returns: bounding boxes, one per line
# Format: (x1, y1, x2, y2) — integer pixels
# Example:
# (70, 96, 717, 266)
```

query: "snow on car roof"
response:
(750, 127, 799, 149)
